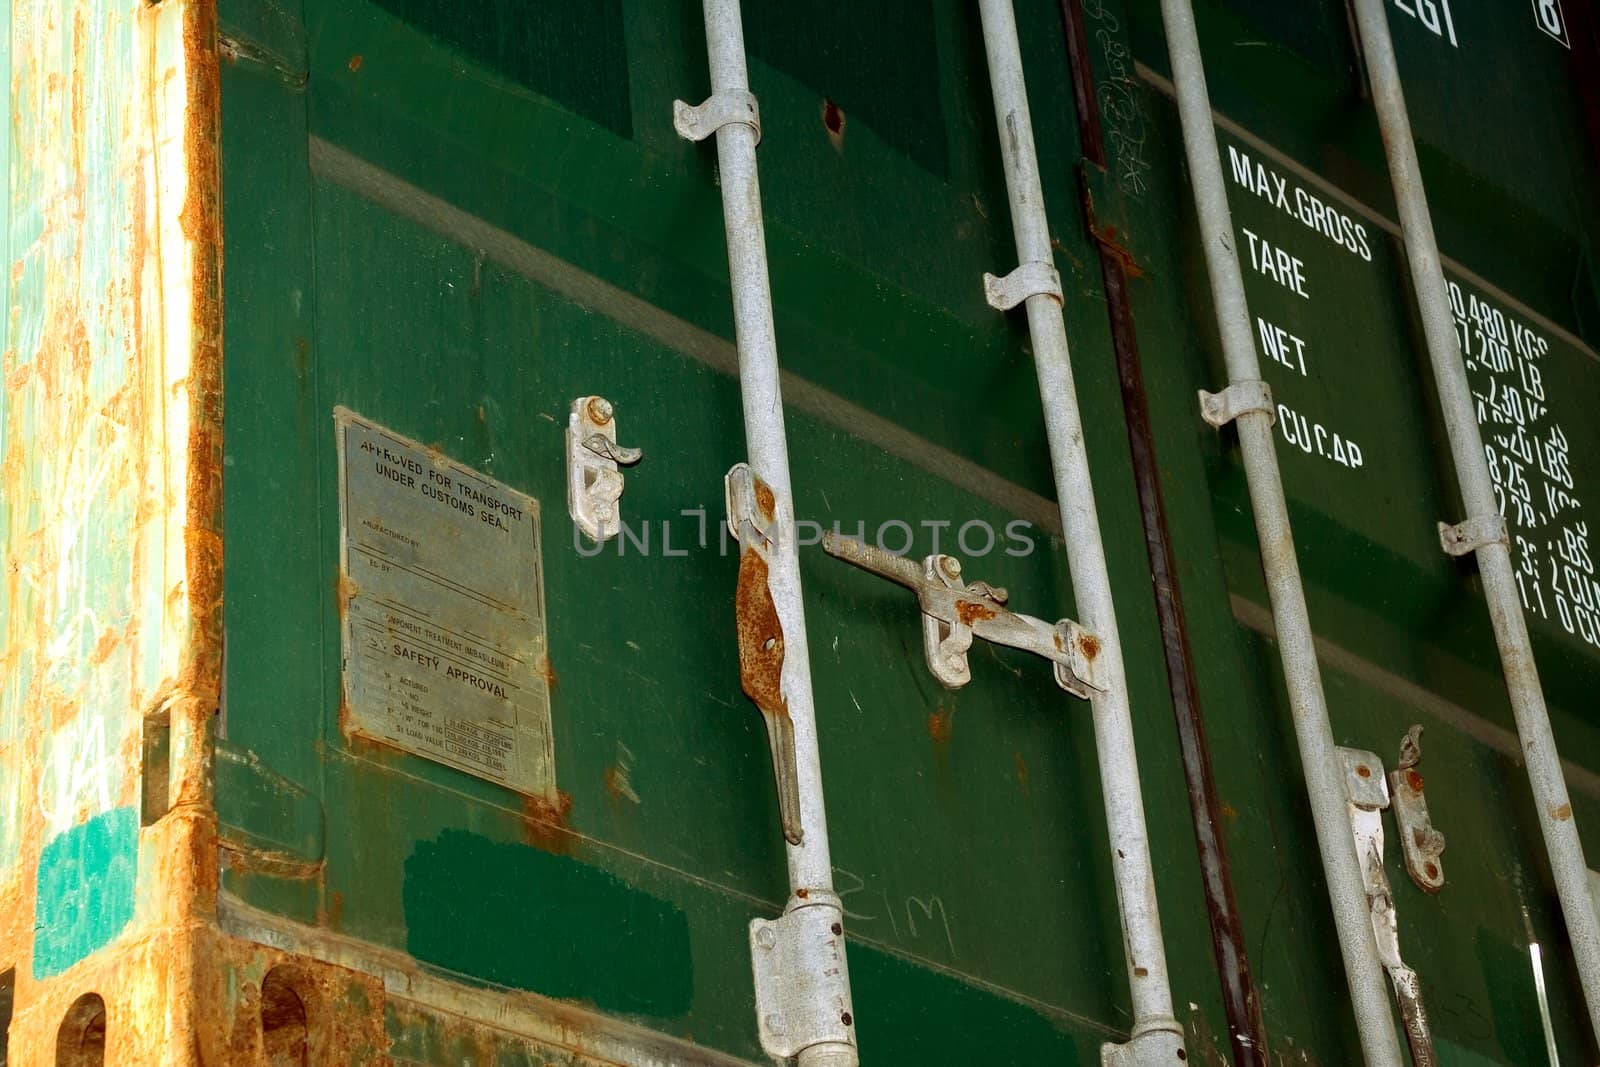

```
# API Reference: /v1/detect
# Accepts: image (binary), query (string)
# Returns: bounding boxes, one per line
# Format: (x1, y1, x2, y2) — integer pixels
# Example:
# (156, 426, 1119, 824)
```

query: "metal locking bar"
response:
(1338, 747, 1438, 1067)
(1390, 725, 1446, 894)
(821, 532, 1105, 699)
(727, 463, 803, 845)
(566, 395, 643, 543)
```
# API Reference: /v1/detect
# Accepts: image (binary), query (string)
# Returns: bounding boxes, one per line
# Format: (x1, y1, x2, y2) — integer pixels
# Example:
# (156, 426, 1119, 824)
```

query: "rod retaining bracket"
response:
(983, 260, 1062, 310)
(751, 894, 857, 1060)
(674, 89, 762, 145)
(1099, 1022, 1188, 1066)
(1437, 513, 1508, 557)
(1199, 380, 1274, 428)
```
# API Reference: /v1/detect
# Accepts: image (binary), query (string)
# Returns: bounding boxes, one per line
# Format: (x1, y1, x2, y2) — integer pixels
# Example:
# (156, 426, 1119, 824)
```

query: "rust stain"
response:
(955, 599, 996, 626)
(1082, 186, 1148, 280)
(347, 53, 364, 72)
(87, 624, 122, 666)
(734, 550, 789, 723)
(1219, 802, 1238, 822)
(753, 479, 776, 523)
(926, 707, 953, 745)
(521, 789, 576, 854)
(323, 890, 346, 930)
(822, 97, 846, 151)
(1553, 803, 1573, 821)
(1013, 750, 1029, 790)
(335, 572, 360, 626)
(541, 652, 558, 690)
(1078, 632, 1101, 661)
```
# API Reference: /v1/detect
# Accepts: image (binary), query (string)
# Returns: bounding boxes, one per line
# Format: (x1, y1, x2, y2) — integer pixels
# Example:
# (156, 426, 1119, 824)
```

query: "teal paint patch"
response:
(403, 830, 691, 1016)
(848, 942, 1086, 1064)
(32, 806, 138, 978)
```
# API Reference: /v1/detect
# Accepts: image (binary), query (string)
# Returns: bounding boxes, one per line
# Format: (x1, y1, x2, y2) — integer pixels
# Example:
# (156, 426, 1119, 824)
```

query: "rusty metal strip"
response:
(734, 548, 803, 845)
(1057, 1, 1270, 1062)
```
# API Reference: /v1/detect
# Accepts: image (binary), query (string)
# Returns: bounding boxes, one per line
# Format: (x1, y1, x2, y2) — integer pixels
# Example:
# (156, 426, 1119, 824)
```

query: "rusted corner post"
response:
(0, 0, 224, 1057)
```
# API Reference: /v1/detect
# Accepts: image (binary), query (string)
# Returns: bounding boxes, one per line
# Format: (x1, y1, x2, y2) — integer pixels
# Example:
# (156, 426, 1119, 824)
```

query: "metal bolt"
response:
(830, 922, 842, 935)
(841, 1011, 853, 1026)
(940, 556, 962, 580)
(755, 925, 777, 950)
(1425, 861, 1439, 880)
(1356, 764, 1371, 779)
(587, 396, 614, 425)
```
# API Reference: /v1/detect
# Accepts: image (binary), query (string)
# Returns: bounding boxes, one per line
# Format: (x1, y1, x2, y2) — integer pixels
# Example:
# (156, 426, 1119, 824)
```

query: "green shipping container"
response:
(3, 0, 1600, 1063)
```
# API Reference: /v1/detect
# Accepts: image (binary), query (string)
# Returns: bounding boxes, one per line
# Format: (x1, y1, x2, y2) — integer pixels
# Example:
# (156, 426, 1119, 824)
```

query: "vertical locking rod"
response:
(1157, 0, 1406, 1062)
(679, 3, 857, 1064)
(1349, 0, 1600, 1039)
(976, 3, 1185, 1062)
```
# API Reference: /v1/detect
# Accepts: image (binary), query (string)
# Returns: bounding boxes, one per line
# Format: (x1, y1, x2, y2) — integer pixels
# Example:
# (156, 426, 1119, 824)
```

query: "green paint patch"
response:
(402, 830, 691, 1016)
(360, 0, 631, 139)
(848, 942, 1085, 1064)
(33, 806, 138, 979)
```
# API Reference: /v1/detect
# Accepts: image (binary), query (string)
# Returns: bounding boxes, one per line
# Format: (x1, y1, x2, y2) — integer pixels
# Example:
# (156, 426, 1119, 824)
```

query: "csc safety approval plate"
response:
(334, 408, 555, 799)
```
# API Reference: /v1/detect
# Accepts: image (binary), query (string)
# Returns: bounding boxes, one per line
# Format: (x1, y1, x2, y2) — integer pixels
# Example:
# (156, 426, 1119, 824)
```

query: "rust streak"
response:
(521, 790, 576, 854)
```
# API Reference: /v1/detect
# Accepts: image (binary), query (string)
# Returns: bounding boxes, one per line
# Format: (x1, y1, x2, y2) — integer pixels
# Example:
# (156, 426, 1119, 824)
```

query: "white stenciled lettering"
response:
(1533, 0, 1570, 45)
(1392, 0, 1459, 47)
(1225, 145, 1373, 261)
(1257, 316, 1309, 376)
(1242, 227, 1308, 299)
(1276, 402, 1364, 471)
(1452, 280, 1598, 650)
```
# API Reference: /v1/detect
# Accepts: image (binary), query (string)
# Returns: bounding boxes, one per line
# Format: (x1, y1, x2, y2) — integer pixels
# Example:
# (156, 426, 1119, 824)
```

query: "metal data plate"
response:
(334, 408, 555, 799)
